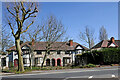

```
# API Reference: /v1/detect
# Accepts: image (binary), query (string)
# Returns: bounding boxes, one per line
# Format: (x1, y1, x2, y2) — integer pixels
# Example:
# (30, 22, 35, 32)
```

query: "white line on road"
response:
(112, 74, 115, 78)
(88, 76, 93, 79)
(63, 77, 69, 80)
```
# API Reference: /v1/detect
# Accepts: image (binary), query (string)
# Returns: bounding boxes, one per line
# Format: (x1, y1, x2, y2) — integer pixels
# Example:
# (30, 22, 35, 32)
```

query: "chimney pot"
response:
(110, 37, 115, 43)
(32, 38, 35, 46)
(69, 40, 73, 47)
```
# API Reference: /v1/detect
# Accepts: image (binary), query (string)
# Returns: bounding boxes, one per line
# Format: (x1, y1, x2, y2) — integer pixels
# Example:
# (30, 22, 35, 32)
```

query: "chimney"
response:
(110, 37, 115, 43)
(32, 38, 35, 46)
(69, 40, 73, 47)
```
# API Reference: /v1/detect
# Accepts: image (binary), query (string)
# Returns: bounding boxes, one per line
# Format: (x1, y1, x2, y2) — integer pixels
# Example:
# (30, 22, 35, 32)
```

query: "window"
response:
(23, 50, 29, 54)
(35, 58, 37, 64)
(37, 51, 42, 54)
(79, 50, 82, 54)
(76, 50, 82, 54)
(63, 57, 70, 64)
(46, 59, 50, 66)
(65, 51, 70, 54)
(35, 58, 39, 64)
(48, 51, 50, 54)
(57, 51, 61, 54)
(14, 53, 18, 56)
(23, 58, 27, 64)
(2, 58, 6, 66)
(37, 58, 40, 64)
(14, 52, 17, 56)
(35, 57, 43, 64)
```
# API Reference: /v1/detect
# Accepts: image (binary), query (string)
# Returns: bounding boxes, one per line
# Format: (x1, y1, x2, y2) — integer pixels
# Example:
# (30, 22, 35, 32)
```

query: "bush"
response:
(41, 67, 48, 70)
(32, 67, 40, 70)
(82, 48, 120, 65)
(79, 66, 86, 68)
(101, 48, 120, 64)
(85, 64, 96, 68)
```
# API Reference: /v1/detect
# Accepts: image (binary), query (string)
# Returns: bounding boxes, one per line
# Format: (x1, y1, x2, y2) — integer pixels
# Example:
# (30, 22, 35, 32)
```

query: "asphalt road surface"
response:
(1, 66, 120, 80)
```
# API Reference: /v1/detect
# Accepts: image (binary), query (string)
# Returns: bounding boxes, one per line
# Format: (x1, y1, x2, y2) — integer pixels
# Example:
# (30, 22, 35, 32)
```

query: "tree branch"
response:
(24, 6, 38, 20)
(14, 7, 21, 23)
(7, 7, 16, 17)
(25, 13, 37, 20)
(21, 21, 34, 34)
(8, 22, 15, 37)
(20, 2, 26, 14)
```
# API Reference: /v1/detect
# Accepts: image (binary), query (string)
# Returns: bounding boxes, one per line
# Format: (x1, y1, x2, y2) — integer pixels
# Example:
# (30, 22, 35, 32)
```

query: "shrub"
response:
(41, 67, 48, 70)
(32, 67, 40, 70)
(85, 64, 96, 68)
(101, 48, 120, 64)
(79, 66, 86, 68)
(82, 48, 120, 65)
(58, 66, 64, 69)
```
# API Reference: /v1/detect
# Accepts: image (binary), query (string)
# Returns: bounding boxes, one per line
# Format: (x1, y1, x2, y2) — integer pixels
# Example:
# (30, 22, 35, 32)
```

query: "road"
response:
(1, 66, 120, 80)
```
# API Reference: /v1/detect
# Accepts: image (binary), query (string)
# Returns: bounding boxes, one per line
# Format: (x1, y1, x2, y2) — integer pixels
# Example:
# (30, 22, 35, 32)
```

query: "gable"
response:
(22, 45, 30, 50)
(76, 46, 83, 50)
(109, 43, 116, 47)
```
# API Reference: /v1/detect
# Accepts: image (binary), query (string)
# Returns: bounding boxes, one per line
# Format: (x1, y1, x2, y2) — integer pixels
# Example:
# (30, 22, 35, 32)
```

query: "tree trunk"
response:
(29, 51, 34, 69)
(31, 51, 35, 68)
(15, 38, 24, 72)
(29, 52, 32, 69)
(41, 53, 47, 68)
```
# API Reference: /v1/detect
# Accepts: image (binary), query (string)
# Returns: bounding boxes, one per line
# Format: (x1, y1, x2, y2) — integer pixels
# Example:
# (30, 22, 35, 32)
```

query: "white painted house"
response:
(7, 40, 88, 67)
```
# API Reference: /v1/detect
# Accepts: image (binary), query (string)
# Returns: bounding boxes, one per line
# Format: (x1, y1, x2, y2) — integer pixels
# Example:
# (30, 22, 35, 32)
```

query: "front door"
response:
(14, 59, 18, 67)
(57, 59, 61, 66)
(52, 59, 55, 66)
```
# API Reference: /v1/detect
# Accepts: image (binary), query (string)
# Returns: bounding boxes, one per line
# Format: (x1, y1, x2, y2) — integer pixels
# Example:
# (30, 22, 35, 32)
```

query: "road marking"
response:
(63, 77, 69, 80)
(112, 74, 115, 78)
(88, 76, 93, 79)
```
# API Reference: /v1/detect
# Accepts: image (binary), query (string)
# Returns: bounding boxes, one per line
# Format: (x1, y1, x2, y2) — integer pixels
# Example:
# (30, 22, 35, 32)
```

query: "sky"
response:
(37, 2, 118, 45)
(1, 2, 118, 48)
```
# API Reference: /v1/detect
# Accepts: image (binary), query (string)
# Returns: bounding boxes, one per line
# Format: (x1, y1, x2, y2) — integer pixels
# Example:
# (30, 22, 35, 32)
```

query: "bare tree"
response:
(6, 2, 38, 71)
(2, 25, 14, 52)
(21, 25, 43, 69)
(21, 15, 67, 68)
(26, 25, 43, 42)
(79, 26, 95, 49)
(99, 26, 108, 41)
(41, 15, 67, 67)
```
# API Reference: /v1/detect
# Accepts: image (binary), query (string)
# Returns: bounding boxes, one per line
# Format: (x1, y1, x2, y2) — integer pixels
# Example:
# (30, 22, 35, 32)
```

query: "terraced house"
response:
(7, 40, 88, 67)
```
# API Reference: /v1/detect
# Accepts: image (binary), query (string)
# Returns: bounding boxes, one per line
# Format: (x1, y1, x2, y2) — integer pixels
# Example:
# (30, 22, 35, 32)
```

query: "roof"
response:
(92, 40, 120, 49)
(6, 41, 88, 51)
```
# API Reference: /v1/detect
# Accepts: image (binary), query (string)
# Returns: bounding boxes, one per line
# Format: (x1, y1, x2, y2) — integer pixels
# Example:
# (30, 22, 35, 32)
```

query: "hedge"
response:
(81, 48, 120, 65)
